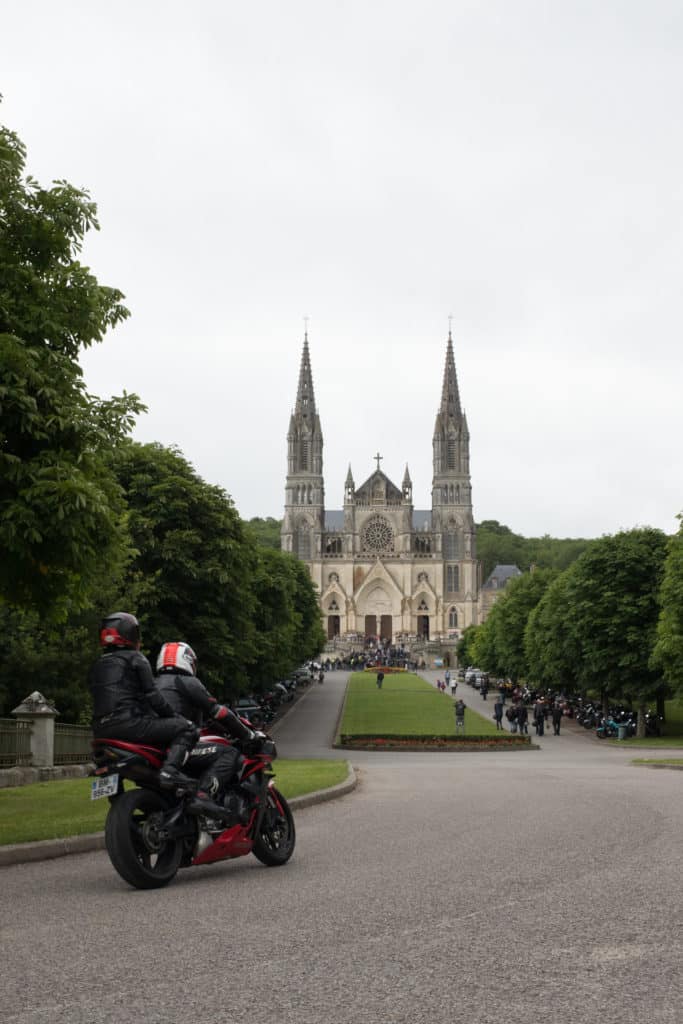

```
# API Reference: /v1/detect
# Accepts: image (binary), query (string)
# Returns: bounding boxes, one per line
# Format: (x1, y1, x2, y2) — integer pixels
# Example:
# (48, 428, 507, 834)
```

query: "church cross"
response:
(374, 452, 383, 472)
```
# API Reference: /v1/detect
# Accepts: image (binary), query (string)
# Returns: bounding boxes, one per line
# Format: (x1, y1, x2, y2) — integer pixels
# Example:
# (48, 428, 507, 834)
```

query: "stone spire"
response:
(438, 328, 462, 424)
(282, 330, 325, 558)
(345, 464, 355, 502)
(402, 463, 412, 502)
(294, 331, 317, 421)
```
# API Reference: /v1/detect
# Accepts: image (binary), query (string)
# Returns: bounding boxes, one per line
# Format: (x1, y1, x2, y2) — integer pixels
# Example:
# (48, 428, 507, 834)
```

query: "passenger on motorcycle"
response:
(154, 641, 264, 805)
(89, 613, 199, 788)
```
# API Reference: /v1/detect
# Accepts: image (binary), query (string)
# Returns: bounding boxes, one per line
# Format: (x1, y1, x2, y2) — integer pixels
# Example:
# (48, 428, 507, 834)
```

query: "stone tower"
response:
(431, 331, 479, 614)
(281, 333, 325, 558)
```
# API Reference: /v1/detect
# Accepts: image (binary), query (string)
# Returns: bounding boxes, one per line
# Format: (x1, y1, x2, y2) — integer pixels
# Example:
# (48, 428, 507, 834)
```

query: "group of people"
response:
(492, 695, 565, 735)
(89, 611, 265, 810)
(436, 668, 458, 697)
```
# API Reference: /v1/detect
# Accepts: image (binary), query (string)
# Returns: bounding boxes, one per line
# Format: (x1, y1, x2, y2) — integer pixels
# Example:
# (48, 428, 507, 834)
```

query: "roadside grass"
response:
(340, 672, 499, 737)
(0, 759, 348, 847)
(632, 758, 683, 765)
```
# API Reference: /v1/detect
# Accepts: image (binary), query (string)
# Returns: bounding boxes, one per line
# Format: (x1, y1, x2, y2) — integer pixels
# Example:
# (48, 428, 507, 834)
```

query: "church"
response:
(281, 332, 482, 642)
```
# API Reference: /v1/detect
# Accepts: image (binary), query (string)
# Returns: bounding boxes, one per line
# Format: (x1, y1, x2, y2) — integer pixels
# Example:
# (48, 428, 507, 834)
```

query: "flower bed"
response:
(337, 733, 531, 750)
(362, 666, 407, 673)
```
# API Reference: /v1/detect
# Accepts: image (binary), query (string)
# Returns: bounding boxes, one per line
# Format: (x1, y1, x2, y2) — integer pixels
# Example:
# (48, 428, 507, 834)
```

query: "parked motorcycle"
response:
(90, 726, 295, 890)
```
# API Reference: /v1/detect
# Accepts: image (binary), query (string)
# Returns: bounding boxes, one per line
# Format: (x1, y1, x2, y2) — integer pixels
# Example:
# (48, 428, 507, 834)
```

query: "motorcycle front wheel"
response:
(105, 788, 184, 889)
(252, 787, 295, 867)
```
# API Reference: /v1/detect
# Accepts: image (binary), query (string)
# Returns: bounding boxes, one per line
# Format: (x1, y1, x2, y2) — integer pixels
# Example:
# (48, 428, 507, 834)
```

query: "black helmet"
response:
(100, 612, 140, 649)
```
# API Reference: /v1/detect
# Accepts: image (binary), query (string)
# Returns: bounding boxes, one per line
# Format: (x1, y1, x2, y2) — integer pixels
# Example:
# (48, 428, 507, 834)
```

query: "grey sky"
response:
(2, 1, 681, 538)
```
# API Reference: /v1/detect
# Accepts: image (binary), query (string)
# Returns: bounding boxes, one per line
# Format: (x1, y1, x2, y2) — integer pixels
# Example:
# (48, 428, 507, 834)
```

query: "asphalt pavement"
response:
(2, 669, 681, 1024)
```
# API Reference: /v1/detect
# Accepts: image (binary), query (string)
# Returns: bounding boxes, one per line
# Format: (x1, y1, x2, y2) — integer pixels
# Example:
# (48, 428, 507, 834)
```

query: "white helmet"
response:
(156, 641, 197, 676)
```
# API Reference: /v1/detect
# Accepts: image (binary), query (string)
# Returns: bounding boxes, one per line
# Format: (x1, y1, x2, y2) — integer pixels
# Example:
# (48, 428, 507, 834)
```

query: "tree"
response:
(246, 546, 325, 691)
(486, 568, 557, 681)
(524, 568, 581, 693)
(563, 528, 668, 733)
(456, 624, 480, 668)
(0, 113, 141, 613)
(112, 442, 257, 699)
(652, 514, 683, 698)
(247, 517, 282, 550)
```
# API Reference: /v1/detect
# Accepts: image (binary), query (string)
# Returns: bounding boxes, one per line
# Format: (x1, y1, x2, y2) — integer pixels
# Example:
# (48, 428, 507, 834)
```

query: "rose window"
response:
(362, 515, 394, 554)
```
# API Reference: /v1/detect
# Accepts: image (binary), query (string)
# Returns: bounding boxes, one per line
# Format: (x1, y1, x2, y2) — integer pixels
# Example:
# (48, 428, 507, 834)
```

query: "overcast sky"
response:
(2, 1, 682, 539)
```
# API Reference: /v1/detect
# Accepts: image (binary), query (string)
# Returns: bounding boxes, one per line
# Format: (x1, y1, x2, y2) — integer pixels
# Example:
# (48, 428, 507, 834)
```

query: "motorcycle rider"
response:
(89, 612, 198, 788)
(154, 641, 263, 806)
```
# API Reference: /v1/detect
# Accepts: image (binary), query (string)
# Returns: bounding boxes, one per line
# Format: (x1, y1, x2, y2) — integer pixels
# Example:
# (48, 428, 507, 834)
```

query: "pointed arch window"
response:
(444, 531, 459, 560)
(295, 521, 311, 560)
(446, 565, 459, 594)
(448, 607, 458, 628)
(300, 440, 309, 471)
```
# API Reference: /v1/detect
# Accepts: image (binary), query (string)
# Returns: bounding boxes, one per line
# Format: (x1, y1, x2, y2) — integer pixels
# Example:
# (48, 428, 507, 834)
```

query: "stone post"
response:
(11, 691, 58, 768)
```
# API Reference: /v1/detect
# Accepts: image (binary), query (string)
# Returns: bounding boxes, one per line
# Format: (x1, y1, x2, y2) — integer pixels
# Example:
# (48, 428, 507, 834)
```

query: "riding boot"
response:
(159, 741, 194, 788)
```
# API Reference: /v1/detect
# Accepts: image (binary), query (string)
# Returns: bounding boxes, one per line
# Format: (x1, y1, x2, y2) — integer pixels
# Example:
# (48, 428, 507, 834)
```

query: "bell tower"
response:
(432, 329, 478, 619)
(281, 332, 325, 559)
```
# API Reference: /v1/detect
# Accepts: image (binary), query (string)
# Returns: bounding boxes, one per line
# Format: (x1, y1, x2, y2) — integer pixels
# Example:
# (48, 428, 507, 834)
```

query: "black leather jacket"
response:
(89, 649, 176, 722)
(155, 672, 252, 740)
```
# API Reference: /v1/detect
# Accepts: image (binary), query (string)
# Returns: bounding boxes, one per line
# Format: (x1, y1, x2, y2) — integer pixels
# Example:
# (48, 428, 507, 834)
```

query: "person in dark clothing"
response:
(89, 612, 198, 788)
(551, 702, 563, 735)
(516, 703, 529, 735)
(376, 670, 385, 689)
(533, 700, 545, 736)
(154, 641, 260, 802)
(493, 698, 504, 730)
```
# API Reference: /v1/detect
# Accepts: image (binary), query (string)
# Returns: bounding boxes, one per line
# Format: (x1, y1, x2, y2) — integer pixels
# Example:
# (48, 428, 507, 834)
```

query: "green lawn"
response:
(0, 759, 348, 847)
(632, 758, 683, 765)
(340, 672, 499, 737)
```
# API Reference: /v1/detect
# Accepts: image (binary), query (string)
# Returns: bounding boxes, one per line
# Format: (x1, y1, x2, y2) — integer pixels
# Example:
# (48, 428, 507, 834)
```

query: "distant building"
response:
(281, 330, 487, 641)
(477, 564, 523, 622)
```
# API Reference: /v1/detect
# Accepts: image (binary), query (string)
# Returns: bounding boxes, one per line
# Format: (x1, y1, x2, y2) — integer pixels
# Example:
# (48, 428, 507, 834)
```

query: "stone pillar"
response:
(11, 691, 58, 768)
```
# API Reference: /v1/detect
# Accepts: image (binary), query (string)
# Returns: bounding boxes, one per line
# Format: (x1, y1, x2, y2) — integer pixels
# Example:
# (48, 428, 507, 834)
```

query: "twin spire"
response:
(439, 328, 462, 421)
(293, 323, 464, 479)
(294, 332, 316, 420)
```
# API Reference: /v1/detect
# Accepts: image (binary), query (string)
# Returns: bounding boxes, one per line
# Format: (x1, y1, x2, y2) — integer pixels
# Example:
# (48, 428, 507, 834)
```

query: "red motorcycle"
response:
(90, 726, 295, 889)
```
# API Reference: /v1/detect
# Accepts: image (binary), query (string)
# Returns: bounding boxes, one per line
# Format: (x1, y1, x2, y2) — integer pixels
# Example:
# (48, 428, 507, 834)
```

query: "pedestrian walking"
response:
(376, 670, 384, 689)
(493, 698, 504, 730)
(533, 699, 545, 737)
(552, 702, 563, 735)
(454, 698, 466, 733)
(517, 703, 529, 735)
(506, 705, 518, 733)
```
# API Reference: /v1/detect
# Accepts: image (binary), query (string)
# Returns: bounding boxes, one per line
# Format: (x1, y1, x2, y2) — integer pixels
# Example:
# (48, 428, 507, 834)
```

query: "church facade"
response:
(281, 333, 482, 642)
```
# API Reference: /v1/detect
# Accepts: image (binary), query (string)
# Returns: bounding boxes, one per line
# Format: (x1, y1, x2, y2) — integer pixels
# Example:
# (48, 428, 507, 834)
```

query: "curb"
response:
(0, 762, 358, 868)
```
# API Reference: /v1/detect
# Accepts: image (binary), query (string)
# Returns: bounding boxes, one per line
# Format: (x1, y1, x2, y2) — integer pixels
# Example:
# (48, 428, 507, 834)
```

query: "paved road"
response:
(2, 671, 681, 1024)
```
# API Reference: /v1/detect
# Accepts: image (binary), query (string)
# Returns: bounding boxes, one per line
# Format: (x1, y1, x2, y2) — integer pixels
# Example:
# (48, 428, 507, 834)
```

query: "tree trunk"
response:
(656, 690, 667, 721)
(637, 701, 647, 739)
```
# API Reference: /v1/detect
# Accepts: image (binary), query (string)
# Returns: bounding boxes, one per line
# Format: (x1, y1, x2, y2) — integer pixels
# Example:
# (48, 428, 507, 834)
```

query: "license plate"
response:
(91, 774, 119, 800)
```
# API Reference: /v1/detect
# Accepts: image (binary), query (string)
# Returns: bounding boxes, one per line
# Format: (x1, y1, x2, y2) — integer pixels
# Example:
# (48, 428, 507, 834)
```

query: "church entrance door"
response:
(364, 615, 377, 640)
(380, 615, 392, 642)
(327, 616, 340, 640)
(417, 615, 430, 639)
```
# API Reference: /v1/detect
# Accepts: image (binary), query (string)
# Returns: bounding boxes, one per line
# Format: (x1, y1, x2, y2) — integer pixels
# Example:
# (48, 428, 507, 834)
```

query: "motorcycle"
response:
(89, 725, 295, 890)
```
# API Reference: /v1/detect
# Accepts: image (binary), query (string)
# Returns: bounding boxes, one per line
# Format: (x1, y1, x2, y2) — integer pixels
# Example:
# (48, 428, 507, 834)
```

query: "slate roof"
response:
(482, 564, 523, 590)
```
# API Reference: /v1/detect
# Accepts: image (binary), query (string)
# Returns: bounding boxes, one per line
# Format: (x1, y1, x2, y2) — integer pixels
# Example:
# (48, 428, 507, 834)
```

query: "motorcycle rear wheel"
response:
(252, 787, 295, 866)
(105, 788, 184, 889)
